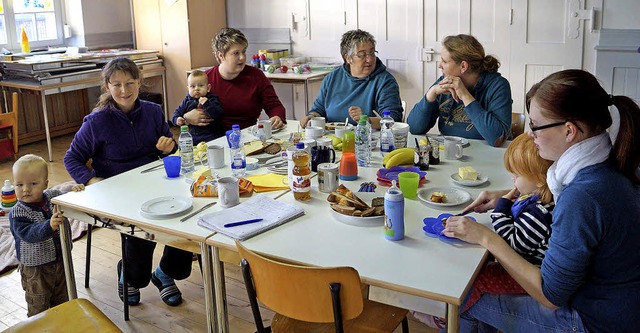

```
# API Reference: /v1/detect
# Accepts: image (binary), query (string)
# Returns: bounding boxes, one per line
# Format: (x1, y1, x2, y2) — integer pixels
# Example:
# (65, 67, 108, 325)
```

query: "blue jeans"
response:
(456, 294, 587, 333)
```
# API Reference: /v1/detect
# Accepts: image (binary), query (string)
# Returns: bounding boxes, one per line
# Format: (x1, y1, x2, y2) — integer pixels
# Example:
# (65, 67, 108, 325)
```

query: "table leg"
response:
(39, 92, 54, 162)
(161, 72, 169, 121)
(200, 243, 219, 333)
(58, 205, 77, 300)
(212, 246, 229, 333)
(447, 303, 459, 333)
(303, 80, 310, 113)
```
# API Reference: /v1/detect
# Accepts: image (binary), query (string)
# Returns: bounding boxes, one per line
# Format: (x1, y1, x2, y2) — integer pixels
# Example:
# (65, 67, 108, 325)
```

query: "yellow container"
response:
(20, 26, 30, 53)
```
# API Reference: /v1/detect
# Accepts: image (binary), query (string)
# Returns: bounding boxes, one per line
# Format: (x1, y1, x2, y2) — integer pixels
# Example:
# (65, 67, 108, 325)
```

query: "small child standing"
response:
(412, 134, 554, 329)
(172, 69, 224, 144)
(9, 154, 84, 316)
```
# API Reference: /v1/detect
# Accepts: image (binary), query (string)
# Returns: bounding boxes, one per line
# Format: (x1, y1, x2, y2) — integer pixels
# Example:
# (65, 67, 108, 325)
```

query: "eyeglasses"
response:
(529, 120, 567, 132)
(352, 50, 378, 59)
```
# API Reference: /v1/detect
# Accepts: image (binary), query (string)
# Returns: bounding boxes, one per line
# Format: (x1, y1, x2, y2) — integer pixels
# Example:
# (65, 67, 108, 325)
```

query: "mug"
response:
(305, 126, 324, 139)
(310, 116, 326, 129)
(391, 123, 410, 148)
(256, 119, 272, 139)
(311, 146, 336, 172)
(444, 137, 464, 160)
(315, 137, 333, 149)
(207, 144, 225, 169)
(334, 124, 353, 140)
(317, 163, 339, 193)
(217, 176, 240, 208)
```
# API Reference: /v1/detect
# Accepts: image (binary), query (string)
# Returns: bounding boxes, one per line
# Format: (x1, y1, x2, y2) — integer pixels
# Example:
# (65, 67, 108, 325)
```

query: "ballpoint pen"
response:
(224, 218, 264, 228)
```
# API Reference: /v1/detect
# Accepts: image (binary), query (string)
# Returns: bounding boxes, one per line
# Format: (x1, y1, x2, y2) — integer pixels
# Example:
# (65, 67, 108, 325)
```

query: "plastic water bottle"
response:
(380, 110, 395, 155)
(229, 124, 246, 177)
(384, 180, 405, 241)
(178, 125, 194, 175)
(1, 180, 17, 210)
(256, 123, 267, 143)
(355, 115, 371, 167)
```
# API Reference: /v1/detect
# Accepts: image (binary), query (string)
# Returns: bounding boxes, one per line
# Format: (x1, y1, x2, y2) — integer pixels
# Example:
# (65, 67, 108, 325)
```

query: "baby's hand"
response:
(50, 209, 64, 231)
(71, 184, 85, 192)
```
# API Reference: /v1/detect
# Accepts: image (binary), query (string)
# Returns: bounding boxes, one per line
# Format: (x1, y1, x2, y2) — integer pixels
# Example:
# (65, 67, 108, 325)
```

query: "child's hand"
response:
(502, 188, 520, 201)
(50, 206, 64, 231)
(71, 184, 85, 192)
(156, 136, 175, 154)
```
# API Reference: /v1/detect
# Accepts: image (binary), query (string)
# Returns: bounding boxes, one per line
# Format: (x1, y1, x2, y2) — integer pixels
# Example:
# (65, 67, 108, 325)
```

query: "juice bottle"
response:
(292, 142, 311, 201)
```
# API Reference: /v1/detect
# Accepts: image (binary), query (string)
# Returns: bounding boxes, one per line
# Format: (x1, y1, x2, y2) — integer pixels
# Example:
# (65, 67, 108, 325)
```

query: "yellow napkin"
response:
(246, 173, 289, 192)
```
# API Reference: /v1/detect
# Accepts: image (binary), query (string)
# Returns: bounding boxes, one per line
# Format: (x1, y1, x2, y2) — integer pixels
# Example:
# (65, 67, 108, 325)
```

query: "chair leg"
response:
(329, 283, 344, 333)
(240, 259, 268, 333)
(84, 223, 93, 288)
(402, 316, 409, 333)
(120, 233, 129, 321)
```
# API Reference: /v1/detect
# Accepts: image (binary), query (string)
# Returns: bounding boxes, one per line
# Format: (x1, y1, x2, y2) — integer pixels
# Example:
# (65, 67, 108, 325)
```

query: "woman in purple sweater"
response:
(443, 69, 640, 332)
(64, 57, 190, 307)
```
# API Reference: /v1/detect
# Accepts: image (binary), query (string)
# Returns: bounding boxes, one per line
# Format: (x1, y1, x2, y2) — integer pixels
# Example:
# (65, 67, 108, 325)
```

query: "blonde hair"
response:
(442, 34, 500, 73)
(13, 154, 48, 180)
(504, 134, 553, 204)
(211, 28, 248, 61)
(189, 69, 207, 80)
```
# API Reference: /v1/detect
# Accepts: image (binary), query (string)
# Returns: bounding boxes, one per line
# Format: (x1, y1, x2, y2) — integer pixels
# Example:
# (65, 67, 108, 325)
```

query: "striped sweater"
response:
(490, 197, 554, 265)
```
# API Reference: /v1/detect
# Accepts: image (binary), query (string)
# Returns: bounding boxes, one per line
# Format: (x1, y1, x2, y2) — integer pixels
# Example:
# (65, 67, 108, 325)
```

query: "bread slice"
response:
(331, 204, 356, 215)
(329, 192, 369, 210)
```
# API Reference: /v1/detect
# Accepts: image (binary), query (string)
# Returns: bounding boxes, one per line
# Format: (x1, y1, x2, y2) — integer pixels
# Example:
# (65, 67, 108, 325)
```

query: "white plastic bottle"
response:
(380, 110, 395, 155)
(229, 124, 246, 177)
(256, 123, 267, 143)
(178, 125, 194, 175)
(355, 115, 371, 167)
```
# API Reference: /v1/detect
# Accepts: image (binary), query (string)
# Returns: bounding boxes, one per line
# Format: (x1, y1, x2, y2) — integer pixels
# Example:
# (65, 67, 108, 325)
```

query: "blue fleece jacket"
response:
(407, 72, 512, 146)
(171, 92, 224, 144)
(308, 59, 403, 125)
(64, 100, 177, 184)
(540, 161, 640, 333)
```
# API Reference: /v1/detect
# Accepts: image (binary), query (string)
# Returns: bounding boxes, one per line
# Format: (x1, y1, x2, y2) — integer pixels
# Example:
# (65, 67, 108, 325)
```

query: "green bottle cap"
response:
(359, 115, 368, 124)
(180, 125, 188, 132)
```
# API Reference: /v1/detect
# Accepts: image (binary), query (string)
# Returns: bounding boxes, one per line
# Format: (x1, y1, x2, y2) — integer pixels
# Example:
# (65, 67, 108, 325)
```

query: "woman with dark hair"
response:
(300, 29, 403, 129)
(64, 57, 192, 307)
(443, 69, 640, 332)
(407, 34, 512, 146)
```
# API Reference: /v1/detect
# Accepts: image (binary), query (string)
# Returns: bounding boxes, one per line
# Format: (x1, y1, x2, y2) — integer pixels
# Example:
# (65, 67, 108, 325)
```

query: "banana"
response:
(383, 148, 414, 165)
(384, 148, 416, 168)
(193, 142, 208, 161)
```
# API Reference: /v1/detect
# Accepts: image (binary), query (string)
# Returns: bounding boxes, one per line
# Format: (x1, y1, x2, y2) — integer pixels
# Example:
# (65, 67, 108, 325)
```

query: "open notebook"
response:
(197, 194, 305, 240)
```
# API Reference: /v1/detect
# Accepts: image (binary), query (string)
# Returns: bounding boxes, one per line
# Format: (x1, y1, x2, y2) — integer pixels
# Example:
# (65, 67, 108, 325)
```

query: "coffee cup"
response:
(317, 162, 339, 193)
(444, 137, 464, 160)
(217, 176, 240, 208)
(305, 126, 324, 140)
(207, 144, 225, 169)
(310, 116, 326, 129)
(311, 146, 336, 172)
(334, 124, 353, 141)
(316, 137, 333, 149)
(255, 120, 272, 139)
(391, 123, 410, 148)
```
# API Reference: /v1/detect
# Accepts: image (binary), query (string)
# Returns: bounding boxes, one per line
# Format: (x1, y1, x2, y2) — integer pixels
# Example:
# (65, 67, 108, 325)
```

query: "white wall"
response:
(64, 0, 133, 49)
(602, 0, 640, 29)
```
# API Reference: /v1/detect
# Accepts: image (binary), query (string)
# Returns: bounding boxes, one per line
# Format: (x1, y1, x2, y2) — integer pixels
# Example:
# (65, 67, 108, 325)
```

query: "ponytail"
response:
(610, 95, 640, 184)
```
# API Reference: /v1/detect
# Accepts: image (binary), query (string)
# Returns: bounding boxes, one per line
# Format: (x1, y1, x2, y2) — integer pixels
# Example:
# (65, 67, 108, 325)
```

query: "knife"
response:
(180, 202, 216, 222)
(140, 163, 164, 173)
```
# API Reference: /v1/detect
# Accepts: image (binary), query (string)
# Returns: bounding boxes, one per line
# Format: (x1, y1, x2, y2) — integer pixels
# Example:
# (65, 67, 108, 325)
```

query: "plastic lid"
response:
(180, 125, 188, 132)
(258, 124, 264, 128)
(296, 142, 305, 149)
(232, 124, 240, 130)
(359, 115, 369, 124)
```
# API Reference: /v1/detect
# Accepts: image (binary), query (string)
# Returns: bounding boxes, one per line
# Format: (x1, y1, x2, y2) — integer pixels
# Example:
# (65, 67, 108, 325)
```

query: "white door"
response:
(509, 0, 595, 116)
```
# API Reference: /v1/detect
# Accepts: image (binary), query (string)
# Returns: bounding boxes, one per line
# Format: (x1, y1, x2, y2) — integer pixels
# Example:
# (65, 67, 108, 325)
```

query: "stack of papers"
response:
(197, 194, 304, 240)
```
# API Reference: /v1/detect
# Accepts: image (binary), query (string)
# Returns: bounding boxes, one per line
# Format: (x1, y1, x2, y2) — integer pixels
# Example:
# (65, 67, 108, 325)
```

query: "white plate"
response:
(140, 196, 193, 219)
(450, 173, 489, 187)
(328, 192, 385, 227)
(429, 135, 470, 147)
(417, 187, 471, 207)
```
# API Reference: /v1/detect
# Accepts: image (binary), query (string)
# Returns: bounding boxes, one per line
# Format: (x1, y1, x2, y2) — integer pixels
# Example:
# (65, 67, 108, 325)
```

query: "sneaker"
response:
(411, 310, 446, 329)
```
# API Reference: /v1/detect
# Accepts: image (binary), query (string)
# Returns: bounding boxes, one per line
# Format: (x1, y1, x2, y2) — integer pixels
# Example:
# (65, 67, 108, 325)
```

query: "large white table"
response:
(206, 129, 512, 333)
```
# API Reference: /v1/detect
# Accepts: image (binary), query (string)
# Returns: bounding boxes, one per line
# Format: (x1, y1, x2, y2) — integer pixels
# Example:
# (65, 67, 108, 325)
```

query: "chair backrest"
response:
(236, 240, 364, 323)
(511, 112, 526, 138)
(0, 92, 19, 154)
(401, 100, 407, 122)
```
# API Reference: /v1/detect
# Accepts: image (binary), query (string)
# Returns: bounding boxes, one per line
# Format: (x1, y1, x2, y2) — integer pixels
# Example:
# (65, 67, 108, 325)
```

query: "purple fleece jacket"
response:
(64, 99, 176, 184)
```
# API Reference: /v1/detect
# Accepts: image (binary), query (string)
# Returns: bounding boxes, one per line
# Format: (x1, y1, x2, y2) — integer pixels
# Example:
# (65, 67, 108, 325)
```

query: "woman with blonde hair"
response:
(407, 34, 512, 146)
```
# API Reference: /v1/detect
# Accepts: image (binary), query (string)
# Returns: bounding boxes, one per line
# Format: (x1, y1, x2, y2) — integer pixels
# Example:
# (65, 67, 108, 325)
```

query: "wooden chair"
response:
(511, 112, 526, 138)
(236, 241, 409, 333)
(4, 298, 121, 332)
(0, 91, 19, 158)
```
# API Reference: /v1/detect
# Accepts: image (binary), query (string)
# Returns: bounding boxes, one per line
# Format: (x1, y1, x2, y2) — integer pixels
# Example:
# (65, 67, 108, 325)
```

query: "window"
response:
(0, 0, 63, 52)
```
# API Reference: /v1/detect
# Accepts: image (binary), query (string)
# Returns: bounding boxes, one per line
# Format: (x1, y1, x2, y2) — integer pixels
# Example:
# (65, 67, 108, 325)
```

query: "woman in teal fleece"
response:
(300, 29, 403, 130)
(407, 34, 512, 147)
(443, 69, 640, 332)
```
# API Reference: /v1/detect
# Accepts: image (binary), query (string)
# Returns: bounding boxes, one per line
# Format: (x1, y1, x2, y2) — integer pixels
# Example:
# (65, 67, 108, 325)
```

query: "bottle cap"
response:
(383, 110, 391, 117)
(296, 142, 305, 149)
(359, 115, 368, 124)
(180, 125, 188, 132)
(232, 124, 240, 130)
(258, 124, 264, 129)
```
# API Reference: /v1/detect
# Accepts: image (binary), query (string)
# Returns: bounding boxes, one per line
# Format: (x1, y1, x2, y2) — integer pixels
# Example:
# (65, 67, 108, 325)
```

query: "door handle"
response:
(423, 48, 435, 62)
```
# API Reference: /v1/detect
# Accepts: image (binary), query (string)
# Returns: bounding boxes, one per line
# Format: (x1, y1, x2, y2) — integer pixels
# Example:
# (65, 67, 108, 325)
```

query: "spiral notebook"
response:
(197, 194, 305, 240)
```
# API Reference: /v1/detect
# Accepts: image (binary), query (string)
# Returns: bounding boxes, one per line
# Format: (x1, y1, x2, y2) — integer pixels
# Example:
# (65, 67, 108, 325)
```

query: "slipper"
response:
(117, 260, 141, 305)
(151, 271, 183, 306)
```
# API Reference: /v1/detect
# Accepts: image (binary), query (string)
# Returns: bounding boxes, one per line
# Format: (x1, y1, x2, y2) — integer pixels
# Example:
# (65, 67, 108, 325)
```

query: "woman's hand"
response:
(269, 115, 285, 129)
(348, 106, 363, 123)
(442, 216, 495, 245)
(156, 136, 175, 154)
(300, 114, 313, 128)
(437, 76, 474, 105)
(463, 189, 511, 213)
(183, 109, 213, 126)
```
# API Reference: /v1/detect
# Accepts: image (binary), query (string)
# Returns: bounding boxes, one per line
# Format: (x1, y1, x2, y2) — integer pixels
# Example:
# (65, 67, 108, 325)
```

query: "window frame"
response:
(0, 0, 65, 52)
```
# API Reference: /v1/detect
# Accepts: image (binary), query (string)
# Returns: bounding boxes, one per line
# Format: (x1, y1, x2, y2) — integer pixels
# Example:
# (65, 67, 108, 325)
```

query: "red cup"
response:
(339, 152, 358, 181)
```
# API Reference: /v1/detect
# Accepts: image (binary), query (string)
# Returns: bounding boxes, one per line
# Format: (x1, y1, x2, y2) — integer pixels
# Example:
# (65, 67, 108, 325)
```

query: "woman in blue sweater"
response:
(64, 58, 191, 307)
(300, 29, 403, 129)
(407, 34, 512, 147)
(443, 69, 640, 332)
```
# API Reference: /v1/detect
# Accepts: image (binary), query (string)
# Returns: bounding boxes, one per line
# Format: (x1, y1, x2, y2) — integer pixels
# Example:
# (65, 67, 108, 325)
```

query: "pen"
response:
(224, 218, 264, 228)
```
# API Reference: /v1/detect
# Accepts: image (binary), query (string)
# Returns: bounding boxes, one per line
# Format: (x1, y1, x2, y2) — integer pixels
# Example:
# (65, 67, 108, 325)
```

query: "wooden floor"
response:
(0, 135, 436, 332)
